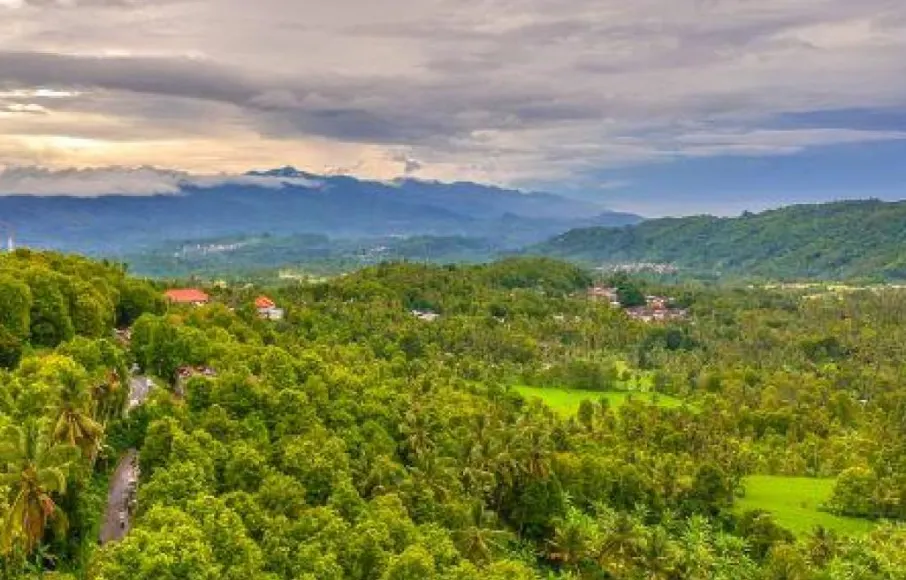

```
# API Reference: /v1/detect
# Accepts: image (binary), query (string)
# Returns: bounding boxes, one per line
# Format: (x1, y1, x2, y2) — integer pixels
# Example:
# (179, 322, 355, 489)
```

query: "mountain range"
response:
(5, 166, 905, 281)
(530, 199, 906, 280)
(0, 166, 640, 255)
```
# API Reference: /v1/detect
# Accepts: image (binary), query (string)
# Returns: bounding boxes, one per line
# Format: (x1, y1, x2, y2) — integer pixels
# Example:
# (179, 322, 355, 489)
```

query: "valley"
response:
(2, 251, 905, 578)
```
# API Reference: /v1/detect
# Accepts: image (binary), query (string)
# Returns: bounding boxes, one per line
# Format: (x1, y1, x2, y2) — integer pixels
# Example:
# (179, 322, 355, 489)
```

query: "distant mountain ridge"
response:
(0, 166, 641, 255)
(531, 199, 906, 280)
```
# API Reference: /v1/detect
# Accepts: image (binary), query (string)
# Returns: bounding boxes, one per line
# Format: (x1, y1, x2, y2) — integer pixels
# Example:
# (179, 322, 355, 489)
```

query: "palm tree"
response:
(50, 372, 104, 461)
(400, 403, 434, 463)
(454, 501, 511, 565)
(636, 526, 678, 580)
(89, 369, 126, 424)
(518, 421, 553, 479)
(0, 422, 79, 556)
(806, 526, 838, 568)
(547, 508, 597, 573)
(595, 508, 644, 577)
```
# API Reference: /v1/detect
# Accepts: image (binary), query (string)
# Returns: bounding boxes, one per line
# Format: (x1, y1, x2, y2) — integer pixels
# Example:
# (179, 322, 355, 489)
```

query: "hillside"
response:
(124, 233, 503, 278)
(0, 167, 640, 255)
(5, 253, 906, 577)
(531, 199, 906, 280)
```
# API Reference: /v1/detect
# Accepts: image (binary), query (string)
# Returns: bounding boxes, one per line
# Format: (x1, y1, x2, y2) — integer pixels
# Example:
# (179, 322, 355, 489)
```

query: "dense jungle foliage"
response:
(2, 251, 906, 579)
(533, 199, 906, 281)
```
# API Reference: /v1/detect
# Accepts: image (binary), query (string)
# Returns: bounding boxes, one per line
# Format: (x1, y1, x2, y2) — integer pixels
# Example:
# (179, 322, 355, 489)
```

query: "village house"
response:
(645, 295, 670, 310)
(587, 285, 622, 308)
(164, 288, 210, 306)
(255, 295, 285, 320)
(411, 309, 440, 322)
(626, 305, 688, 323)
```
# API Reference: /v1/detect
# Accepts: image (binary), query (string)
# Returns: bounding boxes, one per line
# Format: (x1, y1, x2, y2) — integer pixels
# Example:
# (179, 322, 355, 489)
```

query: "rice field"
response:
(514, 384, 685, 417)
(736, 475, 876, 536)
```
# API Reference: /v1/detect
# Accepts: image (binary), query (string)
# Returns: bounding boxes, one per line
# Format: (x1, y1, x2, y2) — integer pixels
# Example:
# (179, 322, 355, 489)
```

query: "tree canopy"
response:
(2, 253, 906, 579)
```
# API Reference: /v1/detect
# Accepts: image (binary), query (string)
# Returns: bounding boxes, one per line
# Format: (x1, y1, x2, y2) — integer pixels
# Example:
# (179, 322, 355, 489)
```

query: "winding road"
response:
(99, 449, 138, 544)
(99, 375, 153, 544)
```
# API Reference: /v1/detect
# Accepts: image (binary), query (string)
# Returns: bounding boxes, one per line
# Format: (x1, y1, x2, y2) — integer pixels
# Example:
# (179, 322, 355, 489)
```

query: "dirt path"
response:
(99, 449, 138, 544)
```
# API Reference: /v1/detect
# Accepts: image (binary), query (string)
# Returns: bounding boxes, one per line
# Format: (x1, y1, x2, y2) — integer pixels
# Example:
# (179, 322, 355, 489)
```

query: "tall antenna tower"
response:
(0, 221, 14, 252)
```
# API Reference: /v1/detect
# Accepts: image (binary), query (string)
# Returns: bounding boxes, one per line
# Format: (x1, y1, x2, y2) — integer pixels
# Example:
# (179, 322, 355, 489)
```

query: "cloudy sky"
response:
(1, 0, 905, 215)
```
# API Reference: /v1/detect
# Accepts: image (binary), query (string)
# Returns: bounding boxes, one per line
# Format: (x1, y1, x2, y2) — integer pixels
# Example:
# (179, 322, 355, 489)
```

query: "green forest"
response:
(2, 250, 906, 579)
(532, 199, 906, 281)
(121, 199, 906, 284)
(123, 234, 498, 280)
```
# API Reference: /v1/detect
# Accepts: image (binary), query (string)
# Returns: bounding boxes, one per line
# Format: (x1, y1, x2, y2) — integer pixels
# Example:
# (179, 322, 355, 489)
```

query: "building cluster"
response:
(164, 288, 284, 320)
(597, 263, 679, 275)
(173, 241, 249, 258)
(625, 295, 689, 323)
(586, 286, 688, 323)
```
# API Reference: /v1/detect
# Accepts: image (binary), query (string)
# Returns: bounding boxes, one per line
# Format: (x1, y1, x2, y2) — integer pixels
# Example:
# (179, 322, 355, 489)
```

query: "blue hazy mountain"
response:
(0, 167, 641, 256)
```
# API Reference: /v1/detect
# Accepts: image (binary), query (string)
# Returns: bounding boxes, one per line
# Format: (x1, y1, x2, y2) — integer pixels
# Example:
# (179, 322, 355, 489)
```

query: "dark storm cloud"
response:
(0, 48, 612, 146)
(0, 51, 258, 104)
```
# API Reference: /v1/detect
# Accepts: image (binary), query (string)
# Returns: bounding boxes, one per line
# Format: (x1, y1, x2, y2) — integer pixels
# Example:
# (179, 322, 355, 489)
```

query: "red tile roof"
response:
(165, 288, 210, 304)
(255, 295, 276, 309)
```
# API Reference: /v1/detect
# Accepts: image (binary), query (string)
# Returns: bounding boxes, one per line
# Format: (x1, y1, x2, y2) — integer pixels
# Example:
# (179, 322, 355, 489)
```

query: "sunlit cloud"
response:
(0, 0, 905, 199)
(0, 88, 82, 98)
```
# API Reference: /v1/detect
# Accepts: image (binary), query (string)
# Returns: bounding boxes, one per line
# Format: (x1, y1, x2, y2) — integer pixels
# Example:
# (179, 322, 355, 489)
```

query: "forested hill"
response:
(5, 252, 906, 577)
(531, 199, 906, 280)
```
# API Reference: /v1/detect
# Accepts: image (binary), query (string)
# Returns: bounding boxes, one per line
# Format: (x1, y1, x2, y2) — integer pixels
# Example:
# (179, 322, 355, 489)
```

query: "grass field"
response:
(514, 385, 685, 417)
(613, 360, 655, 391)
(736, 476, 875, 536)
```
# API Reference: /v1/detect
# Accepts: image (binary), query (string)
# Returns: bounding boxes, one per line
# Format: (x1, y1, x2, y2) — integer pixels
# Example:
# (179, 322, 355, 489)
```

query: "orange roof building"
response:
(255, 295, 276, 309)
(165, 288, 210, 305)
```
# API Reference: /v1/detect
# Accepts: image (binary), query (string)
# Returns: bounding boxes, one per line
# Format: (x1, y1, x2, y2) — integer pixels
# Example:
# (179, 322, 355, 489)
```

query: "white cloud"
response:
(2, 103, 48, 113)
(0, 165, 322, 196)
(0, 88, 81, 98)
(673, 128, 906, 156)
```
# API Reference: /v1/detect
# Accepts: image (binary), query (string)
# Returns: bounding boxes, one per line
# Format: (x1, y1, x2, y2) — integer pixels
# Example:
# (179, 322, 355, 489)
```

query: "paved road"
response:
(99, 449, 138, 544)
(100, 374, 153, 544)
(128, 376, 154, 410)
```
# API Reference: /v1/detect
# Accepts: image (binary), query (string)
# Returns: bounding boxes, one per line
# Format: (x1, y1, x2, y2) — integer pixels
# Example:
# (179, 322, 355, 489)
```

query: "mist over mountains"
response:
(0, 166, 641, 255)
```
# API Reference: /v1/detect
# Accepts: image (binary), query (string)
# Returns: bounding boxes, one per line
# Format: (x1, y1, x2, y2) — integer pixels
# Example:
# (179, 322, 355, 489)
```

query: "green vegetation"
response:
(0, 250, 162, 577)
(3, 252, 906, 579)
(124, 199, 906, 283)
(123, 233, 500, 279)
(514, 385, 684, 416)
(532, 199, 906, 280)
(737, 476, 875, 536)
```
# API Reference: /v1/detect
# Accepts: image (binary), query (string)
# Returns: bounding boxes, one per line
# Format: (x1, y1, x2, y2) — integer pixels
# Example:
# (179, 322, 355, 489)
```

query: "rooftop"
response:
(165, 288, 210, 304)
(255, 295, 276, 309)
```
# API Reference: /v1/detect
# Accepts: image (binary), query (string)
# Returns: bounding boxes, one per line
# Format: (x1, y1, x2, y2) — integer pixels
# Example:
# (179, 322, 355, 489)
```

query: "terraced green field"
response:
(514, 385, 685, 417)
(736, 476, 876, 536)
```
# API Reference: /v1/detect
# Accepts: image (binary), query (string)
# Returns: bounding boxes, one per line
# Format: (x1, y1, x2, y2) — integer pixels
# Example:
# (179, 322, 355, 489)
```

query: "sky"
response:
(1, 0, 905, 215)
